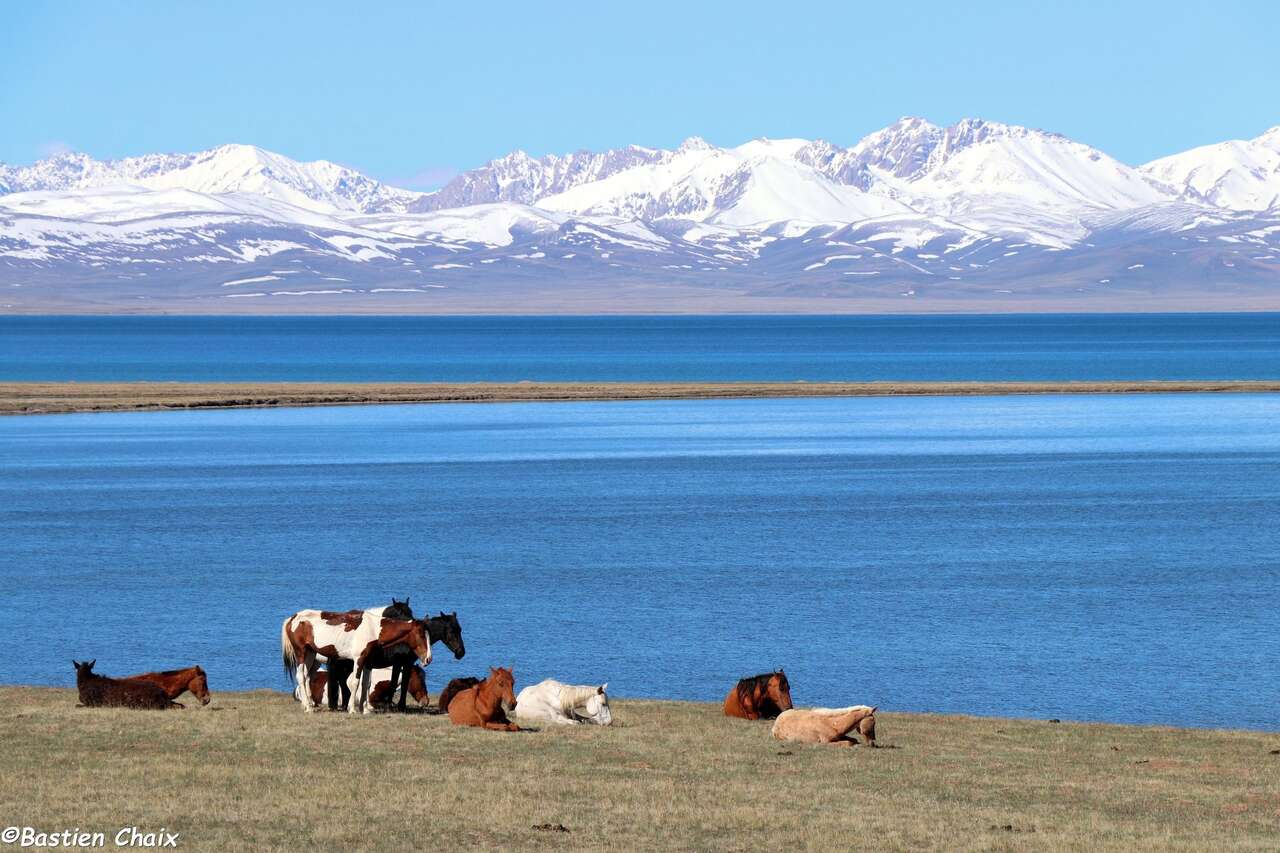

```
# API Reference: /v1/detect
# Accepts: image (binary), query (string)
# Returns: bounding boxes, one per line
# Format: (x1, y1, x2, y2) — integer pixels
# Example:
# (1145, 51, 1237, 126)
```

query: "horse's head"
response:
(488, 667, 517, 709)
(434, 611, 465, 660)
(72, 659, 96, 676)
(405, 620, 432, 667)
(385, 597, 413, 621)
(189, 667, 212, 705)
(768, 670, 793, 712)
(581, 684, 612, 726)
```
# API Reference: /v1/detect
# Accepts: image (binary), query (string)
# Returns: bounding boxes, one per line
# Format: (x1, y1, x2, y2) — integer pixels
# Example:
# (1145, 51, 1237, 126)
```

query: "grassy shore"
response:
(4, 380, 1280, 415)
(1, 688, 1276, 850)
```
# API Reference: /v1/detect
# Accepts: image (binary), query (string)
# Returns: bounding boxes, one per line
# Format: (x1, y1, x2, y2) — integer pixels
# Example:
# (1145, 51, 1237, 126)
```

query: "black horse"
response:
(385, 612, 466, 711)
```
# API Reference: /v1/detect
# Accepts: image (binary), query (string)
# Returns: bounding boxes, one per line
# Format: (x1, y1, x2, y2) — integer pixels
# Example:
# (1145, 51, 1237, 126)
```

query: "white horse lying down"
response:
(771, 705, 878, 747)
(514, 679, 612, 725)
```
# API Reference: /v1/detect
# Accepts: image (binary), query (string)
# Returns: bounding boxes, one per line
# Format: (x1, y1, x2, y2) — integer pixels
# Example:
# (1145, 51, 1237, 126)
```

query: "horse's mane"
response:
(146, 666, 199, 677)
(557, 684, 600, 715)
(735, 671, 783, 705)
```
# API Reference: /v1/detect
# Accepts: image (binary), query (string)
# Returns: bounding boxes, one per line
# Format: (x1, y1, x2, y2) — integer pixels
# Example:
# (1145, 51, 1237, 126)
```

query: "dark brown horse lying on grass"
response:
(73, 660, 172, 710)
(723, 670, 793, 720)
(123, 666, 211, 707)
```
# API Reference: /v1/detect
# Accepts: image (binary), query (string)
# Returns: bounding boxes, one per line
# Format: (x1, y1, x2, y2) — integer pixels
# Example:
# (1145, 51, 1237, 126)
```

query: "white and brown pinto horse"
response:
(281, 603, 431, 714)
(514, 679, 612, 726)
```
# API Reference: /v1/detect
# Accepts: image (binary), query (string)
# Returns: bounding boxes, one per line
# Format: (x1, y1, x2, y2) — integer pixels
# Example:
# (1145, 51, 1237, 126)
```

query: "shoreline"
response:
(5, 379, 1280, 415)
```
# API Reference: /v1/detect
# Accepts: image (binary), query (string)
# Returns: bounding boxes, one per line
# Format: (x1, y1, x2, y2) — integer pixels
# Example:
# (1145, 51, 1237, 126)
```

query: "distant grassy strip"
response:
(1, 688, 1277, 850)
(4, 380, 1280, 415)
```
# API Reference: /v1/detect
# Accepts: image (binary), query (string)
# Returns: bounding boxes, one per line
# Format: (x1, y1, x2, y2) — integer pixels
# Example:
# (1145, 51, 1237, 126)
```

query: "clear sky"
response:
(3, 1, 1277, 186)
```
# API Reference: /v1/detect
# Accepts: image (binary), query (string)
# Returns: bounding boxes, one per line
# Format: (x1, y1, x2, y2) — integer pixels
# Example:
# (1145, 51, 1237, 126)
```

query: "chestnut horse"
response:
(309, 663, 429, 710)
(772, 705, 878, 747)
(73, 660, 172, 710)
(383, 612, 466, 712)
(447, 667, 519, 731)
(437, 676, 482, 713)
(124, 666, 211, 707)
(723, 670, 793, 720)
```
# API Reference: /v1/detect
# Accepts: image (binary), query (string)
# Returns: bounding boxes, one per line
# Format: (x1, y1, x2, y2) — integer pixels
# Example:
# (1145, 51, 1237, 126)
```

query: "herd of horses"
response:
(73, 599, 877, 746)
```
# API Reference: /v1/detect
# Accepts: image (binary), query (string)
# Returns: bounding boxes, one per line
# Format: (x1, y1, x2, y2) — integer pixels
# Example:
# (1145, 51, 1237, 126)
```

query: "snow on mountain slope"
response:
(800, 118, 1173, 245)
(536, 138, 909, 231)
(0, 145, 425, 214)
(1140, 126, 1280, 211)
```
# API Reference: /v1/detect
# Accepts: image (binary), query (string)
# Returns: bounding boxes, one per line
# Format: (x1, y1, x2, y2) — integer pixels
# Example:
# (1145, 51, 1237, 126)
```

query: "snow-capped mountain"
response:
(0, 144, 425, 214)
(2, 119, 1279, 312)
(1140, 126, 1280, 211)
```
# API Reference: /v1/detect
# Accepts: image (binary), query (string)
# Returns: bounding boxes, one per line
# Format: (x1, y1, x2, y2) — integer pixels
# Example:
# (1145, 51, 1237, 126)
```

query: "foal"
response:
(73, 660, 172, 710)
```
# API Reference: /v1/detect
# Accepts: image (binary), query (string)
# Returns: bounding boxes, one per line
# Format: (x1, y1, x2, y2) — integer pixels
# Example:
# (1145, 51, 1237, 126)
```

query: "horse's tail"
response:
(280, 616, 298, 685)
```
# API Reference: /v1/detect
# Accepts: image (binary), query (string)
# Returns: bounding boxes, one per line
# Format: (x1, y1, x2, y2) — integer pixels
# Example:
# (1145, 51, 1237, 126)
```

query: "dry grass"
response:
(0, 688, 1276, 850)
(4, 380, 1280, 415)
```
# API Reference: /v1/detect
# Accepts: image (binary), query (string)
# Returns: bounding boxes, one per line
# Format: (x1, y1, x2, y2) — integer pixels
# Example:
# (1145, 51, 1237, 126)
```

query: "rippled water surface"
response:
(2, 394, 1278, 729)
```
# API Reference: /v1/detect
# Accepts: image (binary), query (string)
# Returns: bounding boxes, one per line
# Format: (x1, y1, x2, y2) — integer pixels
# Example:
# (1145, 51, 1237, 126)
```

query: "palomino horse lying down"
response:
(281, 602, 431, 714)
(123, 666, 211, 707)
(723, 670, 793, 720)
(771, 705, 878, 747)
(515, 679, 612, 726)
(447, 667, 520, 731)
(73, 660, 173, 710)
(308, 662, 429, 711)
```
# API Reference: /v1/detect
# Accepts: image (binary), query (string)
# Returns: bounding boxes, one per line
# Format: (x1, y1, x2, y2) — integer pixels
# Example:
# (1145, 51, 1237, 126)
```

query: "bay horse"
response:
(437, 676, 482, 713)
(280, 599, 429, 714)
(447, 667, 520, 731)
(723, 670, 792, 720)
(384, 611, 465, 712)
(123, 666, 211, 707)
(308, 663, 429, 710)
(771, 705, 878, 747)
(73, 660, 172, 710)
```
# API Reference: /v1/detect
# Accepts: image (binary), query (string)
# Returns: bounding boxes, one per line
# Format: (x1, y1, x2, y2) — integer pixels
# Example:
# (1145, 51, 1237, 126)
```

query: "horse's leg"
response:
(396, 660, 409, 712)
(385, 663, 401, 711)
(346, 663, 363, 715)
(298, 650, 318, 712)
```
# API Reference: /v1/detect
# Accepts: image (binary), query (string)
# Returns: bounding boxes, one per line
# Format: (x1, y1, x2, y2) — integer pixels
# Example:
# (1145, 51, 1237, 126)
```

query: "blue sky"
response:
(3, 1, 1277, 186)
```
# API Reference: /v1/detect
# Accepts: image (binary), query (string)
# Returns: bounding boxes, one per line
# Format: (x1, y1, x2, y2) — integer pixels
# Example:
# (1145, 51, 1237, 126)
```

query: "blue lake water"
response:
(2, 394, 1278, 729)
(4, 313, 1280, 381)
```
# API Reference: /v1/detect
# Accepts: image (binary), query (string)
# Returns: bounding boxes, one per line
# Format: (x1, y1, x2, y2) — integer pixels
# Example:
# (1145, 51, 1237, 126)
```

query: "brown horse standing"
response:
(436, 676, 482, 713)
(723, 670, 793, 720)
(123, 666, 211, 707)
(73, 660, 171, 710)
(447, 667, 519, 731)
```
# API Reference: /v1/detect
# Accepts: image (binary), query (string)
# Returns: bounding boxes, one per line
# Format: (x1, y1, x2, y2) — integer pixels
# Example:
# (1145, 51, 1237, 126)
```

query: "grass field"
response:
(5, 380, 1280, 415)
(1, 688, 1276, 850)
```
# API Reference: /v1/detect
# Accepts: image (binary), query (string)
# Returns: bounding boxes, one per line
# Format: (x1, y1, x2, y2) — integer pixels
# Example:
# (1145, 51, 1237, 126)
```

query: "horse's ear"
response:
(598, 683, 607, 693)
(88, 659, 96, 669)
(71, 659, 79, 668)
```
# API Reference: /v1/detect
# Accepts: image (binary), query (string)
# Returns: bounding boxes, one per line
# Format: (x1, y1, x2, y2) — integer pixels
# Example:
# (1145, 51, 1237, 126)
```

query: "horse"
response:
(280, 599, 429, 714)
(73, 660, 172, 710)
(384, 611, 465, 712)
(122, 666, 211, 707)
(515, 679, 612, 726)
(437, 676, 482, 713)
(723, 670, 792, 720)
(771, 705, 878, 747)
(447, 667, 520, 731)
(308, 663, 429, 711)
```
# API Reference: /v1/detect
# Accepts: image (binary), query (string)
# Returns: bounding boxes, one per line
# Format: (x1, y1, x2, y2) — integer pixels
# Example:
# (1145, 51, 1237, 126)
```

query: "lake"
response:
(2, 394, 1277, 729)
(4, 313, 1280, 381)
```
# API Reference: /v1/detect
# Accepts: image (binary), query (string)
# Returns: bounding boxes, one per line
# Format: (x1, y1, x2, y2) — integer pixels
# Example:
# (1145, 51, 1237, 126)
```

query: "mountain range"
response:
(2, 118, 1278, 312)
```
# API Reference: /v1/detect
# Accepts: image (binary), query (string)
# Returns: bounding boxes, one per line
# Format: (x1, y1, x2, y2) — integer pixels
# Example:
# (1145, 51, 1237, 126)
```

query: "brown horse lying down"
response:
(436, 676, 482, 713)
(447, 667, 519, 731)
(723, 670, 793, 719)
(73, 660, 172, 710)
(308, 663, 429, 710)
(123, 666, 211, 707)
(771, 705, 878, 747)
